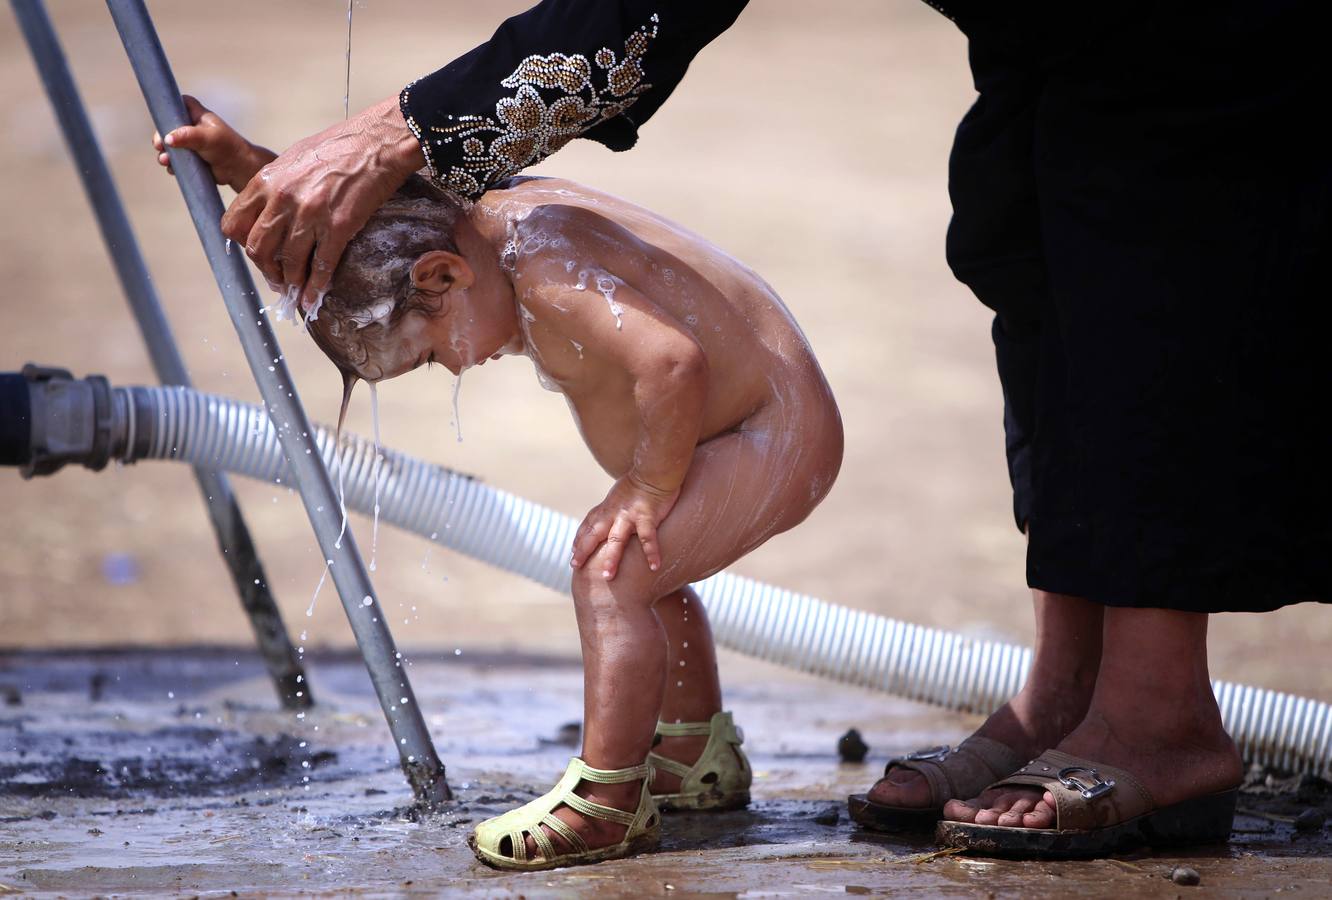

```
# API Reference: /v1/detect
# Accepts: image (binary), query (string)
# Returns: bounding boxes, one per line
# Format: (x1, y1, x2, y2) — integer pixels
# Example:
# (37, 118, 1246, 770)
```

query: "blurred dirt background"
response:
(1, 0, 1328, 701)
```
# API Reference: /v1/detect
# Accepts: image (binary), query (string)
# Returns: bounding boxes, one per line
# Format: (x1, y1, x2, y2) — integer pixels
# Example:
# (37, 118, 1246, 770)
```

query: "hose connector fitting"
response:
(14, 364, 135, 477)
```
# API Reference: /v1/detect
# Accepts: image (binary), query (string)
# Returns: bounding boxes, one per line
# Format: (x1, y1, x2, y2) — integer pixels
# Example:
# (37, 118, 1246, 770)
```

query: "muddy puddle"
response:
(1, 647, 1328, 897)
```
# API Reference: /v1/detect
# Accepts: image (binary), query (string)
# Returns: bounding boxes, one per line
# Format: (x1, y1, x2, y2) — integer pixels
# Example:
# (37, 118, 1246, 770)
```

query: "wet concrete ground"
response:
(1, 647, 1329, 898)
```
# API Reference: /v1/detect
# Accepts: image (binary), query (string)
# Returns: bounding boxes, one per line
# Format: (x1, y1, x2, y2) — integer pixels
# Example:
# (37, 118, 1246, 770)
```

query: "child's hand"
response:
(572, 477, 681, 580)
(151, 95, 275, 194)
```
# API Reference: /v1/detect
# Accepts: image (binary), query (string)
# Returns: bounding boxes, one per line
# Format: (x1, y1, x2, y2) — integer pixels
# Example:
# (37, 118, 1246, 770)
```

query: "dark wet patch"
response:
(0, 729, 342, 799)
(1228, 764, 1332, 856)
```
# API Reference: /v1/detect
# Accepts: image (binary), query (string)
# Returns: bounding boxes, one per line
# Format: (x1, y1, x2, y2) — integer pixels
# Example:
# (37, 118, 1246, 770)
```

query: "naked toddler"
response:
(156, 99, 844, 870)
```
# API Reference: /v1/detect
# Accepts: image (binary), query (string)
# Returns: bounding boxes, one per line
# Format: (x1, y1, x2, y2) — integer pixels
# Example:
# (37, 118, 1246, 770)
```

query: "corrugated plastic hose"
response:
(132, 385, 1332, 776)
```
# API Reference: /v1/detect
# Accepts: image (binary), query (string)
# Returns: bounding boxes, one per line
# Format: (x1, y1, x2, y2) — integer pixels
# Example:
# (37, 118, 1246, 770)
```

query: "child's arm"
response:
(521, 250, 708, 580)
(151, 95, 276, 194)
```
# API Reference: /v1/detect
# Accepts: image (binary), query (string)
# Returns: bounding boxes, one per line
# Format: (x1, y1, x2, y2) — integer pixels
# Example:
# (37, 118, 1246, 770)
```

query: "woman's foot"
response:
(942, 607, 1244, 829)
(865, 591, 1103, 811)
(865, 679, 1095, 808)
(941, 706, 1242, 828)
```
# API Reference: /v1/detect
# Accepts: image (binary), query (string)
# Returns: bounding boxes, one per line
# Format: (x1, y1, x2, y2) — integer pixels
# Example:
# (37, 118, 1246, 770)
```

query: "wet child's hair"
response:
(306, 174, 465, 380)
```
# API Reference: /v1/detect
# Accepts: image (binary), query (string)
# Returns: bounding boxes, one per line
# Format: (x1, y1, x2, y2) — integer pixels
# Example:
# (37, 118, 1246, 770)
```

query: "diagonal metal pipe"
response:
(10, 0, 311, 712)
(103, 0, 449, 805)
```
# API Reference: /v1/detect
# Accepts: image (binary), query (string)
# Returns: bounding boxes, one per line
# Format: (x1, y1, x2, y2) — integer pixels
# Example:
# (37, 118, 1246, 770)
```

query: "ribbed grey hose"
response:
(136, 385, 1332, 776)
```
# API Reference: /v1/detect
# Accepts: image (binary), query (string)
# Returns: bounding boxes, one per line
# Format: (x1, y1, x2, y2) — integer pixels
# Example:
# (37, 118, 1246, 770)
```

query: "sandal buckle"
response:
(1057, 766, 1116, 800)
(904, 744, 951, 763)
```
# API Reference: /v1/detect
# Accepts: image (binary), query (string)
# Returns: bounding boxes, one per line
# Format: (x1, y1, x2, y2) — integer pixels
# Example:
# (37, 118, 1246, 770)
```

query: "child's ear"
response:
(410, 250, 474, 295)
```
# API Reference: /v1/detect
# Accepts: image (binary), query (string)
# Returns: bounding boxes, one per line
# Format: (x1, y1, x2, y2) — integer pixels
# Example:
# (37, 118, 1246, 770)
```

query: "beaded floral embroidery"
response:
(402, 14, 659, 201)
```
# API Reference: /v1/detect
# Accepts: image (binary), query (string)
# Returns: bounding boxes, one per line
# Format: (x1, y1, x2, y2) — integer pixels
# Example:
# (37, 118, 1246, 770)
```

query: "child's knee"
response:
(570, 555, 656, 613)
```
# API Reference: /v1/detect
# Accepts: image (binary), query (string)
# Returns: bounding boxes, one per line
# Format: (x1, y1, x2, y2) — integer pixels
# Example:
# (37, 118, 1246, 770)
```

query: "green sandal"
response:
(650, 710, 753, 811)
(470, 758, 661, 871)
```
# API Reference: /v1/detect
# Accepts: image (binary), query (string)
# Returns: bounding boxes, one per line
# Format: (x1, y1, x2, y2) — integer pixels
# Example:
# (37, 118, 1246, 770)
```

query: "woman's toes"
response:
(941, 798, 981, 823)
(972, 805, 1002, 826)
(995, 796, 1037, 826)
(972, 789, 1037, 826)
(1020, 792, 1057, 829)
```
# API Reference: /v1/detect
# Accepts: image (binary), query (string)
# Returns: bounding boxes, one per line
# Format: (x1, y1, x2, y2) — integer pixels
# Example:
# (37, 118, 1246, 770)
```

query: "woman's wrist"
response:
(367, 95, 426, 178)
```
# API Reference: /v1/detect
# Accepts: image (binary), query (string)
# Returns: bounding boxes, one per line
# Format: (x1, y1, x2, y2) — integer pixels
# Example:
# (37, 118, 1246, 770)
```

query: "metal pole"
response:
(11, 0, 312, 713)
(104, 0, 449, 806)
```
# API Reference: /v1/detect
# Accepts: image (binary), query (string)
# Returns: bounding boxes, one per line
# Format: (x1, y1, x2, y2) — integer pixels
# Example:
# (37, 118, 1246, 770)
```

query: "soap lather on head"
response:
(298, 175, 472, 425)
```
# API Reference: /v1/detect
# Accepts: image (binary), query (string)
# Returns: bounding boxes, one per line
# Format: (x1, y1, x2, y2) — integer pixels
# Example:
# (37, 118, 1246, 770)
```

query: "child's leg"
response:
(657, 588, 723, 722)
(526, 407, 840, 856)
(651, 587, 724, 793)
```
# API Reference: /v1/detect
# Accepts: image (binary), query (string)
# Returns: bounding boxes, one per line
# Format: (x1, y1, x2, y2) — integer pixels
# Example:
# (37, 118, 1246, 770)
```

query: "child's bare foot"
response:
(942, 607, 1243, 830)
(864, 591, 1103, 811)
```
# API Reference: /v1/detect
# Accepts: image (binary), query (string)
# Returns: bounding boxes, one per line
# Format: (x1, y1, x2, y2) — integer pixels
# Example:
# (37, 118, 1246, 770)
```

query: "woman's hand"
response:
(152, 95, 274, 194)
(218, 95, 425, 297)
(572, 476, 682, 580)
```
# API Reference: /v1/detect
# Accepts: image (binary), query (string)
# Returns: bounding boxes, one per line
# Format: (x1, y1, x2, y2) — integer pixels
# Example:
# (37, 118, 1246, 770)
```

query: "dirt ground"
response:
(2, 3, 1332, 894)
(3, 648, 1330, 898)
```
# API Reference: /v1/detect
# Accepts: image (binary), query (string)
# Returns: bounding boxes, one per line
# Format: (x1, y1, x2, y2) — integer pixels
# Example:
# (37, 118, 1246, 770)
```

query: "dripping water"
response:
(451, 372, 464, 442)
(306, 561, 329, 618)
(333, 369, 357, 549)
(343, 0, 354, 119)
(305, 364, 356, 617)
(368, 381, 383, 572)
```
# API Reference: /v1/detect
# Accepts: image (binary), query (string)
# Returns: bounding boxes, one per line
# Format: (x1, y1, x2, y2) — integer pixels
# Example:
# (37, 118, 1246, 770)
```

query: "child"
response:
(155, 98, 844, 870)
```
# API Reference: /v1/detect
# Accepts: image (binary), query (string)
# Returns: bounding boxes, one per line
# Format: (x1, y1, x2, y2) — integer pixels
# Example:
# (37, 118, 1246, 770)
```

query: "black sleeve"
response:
(399, 1, 748, 200)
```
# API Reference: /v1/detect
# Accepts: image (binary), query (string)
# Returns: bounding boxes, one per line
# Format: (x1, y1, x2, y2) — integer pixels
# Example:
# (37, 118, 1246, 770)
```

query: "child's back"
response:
(475, 176, 839, 507)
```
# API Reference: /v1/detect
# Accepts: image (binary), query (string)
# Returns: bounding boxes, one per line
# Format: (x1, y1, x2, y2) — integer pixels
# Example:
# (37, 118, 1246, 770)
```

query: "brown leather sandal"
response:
(935, 749, 1239, 859)
(847, 735, 1025, 833)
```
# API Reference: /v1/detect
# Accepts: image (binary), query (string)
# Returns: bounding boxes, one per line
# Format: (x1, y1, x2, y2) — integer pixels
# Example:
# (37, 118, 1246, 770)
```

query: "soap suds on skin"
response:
(595, 273, 624, 330)
(304, 290, 326, 323)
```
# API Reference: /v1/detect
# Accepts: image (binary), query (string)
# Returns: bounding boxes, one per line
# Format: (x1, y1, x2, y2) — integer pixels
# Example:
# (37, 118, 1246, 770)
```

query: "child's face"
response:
(312, 246, 499, 383)
(307, 299, 442, 385)
(359, 309, 440, 382)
